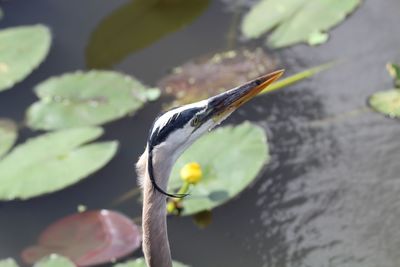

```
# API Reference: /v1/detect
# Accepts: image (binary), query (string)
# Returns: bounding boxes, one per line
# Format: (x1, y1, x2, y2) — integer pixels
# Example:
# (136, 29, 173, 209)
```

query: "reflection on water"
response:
(252, 88, 400, 267)
(86, 0, 210, 68)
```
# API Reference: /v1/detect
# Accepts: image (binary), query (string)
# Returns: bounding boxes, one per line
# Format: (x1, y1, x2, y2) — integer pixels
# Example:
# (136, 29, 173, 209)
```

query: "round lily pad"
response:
(33, 255, 75, 267)
(0, 24, 51, 92)
(0, 127, 118, 200)
(0, 258, 19, 267)
(26, 70, 160, 130)
(158, 48, 277, 108)
(369, 89, 400, 118)
(22, 210, 141, 267)
(0, 118, 18, 158)
(114, 258, 189, 267)
(168, 122, 269, 215)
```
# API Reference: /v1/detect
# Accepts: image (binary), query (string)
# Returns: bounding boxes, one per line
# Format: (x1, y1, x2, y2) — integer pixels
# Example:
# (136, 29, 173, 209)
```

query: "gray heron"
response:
(136, 70, 284, 267)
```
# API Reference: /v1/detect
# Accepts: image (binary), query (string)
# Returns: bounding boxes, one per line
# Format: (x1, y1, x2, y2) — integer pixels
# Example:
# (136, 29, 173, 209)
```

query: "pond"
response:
(1, 0, 400, 266)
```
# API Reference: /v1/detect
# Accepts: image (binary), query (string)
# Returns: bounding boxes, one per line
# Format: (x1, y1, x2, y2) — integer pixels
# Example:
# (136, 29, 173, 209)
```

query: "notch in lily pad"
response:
(0, 24, 51, 92)
(167, 122, 269, 216)
(241, 0, 361, 48)
(26, 70, 160, 130)
(0, 127, 118, 200)
(0, 118, 18, 158)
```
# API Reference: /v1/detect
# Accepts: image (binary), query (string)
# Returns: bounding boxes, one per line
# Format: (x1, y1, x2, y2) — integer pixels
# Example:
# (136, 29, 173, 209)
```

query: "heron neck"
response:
(142, 158, 173, 267)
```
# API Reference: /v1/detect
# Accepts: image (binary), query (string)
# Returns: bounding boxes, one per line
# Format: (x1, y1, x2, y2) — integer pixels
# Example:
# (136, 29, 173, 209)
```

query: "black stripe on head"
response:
(146, 106, 203, 198)
(147, 149, 188, 198)
(148, 106, 203, 148)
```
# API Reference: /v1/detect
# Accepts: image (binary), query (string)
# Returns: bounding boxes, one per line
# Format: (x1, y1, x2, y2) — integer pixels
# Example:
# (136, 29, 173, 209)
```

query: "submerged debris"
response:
(158, 48, 278, 108)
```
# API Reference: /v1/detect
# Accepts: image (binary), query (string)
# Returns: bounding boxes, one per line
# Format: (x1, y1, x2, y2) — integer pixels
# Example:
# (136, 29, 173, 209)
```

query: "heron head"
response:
(146, 70, 283, 197)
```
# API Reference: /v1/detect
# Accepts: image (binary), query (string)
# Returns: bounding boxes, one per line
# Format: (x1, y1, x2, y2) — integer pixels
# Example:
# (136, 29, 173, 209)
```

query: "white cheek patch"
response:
(159, 124, 195, 162)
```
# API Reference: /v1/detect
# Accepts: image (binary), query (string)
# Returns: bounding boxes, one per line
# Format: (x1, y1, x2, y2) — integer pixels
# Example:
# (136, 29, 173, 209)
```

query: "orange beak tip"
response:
(257, 69, 285, 92)
(270, 69, 285, 81)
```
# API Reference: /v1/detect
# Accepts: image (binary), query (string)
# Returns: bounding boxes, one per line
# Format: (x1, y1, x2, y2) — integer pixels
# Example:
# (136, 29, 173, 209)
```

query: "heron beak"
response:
(206, 69, 284, 121)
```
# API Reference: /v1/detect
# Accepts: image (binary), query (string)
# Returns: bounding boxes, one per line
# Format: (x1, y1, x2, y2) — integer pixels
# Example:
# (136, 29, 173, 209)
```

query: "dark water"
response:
(1, 0, 400, 266)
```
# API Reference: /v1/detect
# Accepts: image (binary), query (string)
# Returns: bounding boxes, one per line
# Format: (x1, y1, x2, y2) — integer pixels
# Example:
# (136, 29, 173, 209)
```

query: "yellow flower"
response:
(180, 162, 202, 184)
(166, 201, 176, 214)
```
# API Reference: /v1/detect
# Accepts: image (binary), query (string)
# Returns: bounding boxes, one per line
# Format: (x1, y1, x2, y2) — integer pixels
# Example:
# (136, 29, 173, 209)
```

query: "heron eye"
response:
(191, 116, 200, 127)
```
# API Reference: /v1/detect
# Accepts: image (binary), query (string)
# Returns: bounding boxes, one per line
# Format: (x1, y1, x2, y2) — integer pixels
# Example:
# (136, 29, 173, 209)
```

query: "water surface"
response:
(1, 0, 400, 266)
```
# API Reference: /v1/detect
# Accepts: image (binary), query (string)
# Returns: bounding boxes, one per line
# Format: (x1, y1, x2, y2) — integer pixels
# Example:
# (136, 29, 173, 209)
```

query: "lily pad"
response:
(33, 255, 75, 267)
(0, 118, 18, 158)
(369, 89, 400, 118)
(241, 0, 361, 48)
(387, 63, 400, 88)
(26, 71, 159, 130)
(86, 0, 210, 68)
(0, 24, 51, 92)
(220, 0, 259, 12)
(114, 258, 189, 267)
(22, 210, 141, 267)
(158, 48, 277, 107)
(0, 259, 19, 267)
(0, 127, 118, 200)
(168, 122, 268, 215)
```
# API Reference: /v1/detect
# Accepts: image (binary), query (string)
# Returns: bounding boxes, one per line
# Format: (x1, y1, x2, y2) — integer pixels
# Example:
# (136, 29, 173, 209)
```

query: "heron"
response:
(136, 69, 284, 267)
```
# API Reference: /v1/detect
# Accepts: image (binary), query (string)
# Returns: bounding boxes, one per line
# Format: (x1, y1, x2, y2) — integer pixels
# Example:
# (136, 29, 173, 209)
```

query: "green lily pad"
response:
(0, 258, 19, 267)
(0, 127, 118, 200)
(33, 255, 75, 267)
(0, 118, 18, 158)
(241, 0, 361, 48)
(369, 89, 400, 118)
(114, 258, 189, 267)
(168, 122, 268, 215)
(26, 71, 159, 130)
(0, 24, 51, 92)
(86, 0, 210, 68)
(387, 63, 400, 88)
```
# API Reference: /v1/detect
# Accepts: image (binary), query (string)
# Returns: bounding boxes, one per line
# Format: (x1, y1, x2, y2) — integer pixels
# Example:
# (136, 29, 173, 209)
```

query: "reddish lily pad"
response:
(22, 210, 141, 267)
(158, 48, 278, 108)
(114, 258, 189, 267)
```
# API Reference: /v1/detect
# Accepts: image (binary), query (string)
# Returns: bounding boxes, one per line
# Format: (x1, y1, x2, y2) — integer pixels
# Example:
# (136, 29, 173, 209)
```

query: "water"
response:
(1, 0, 400, 266)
